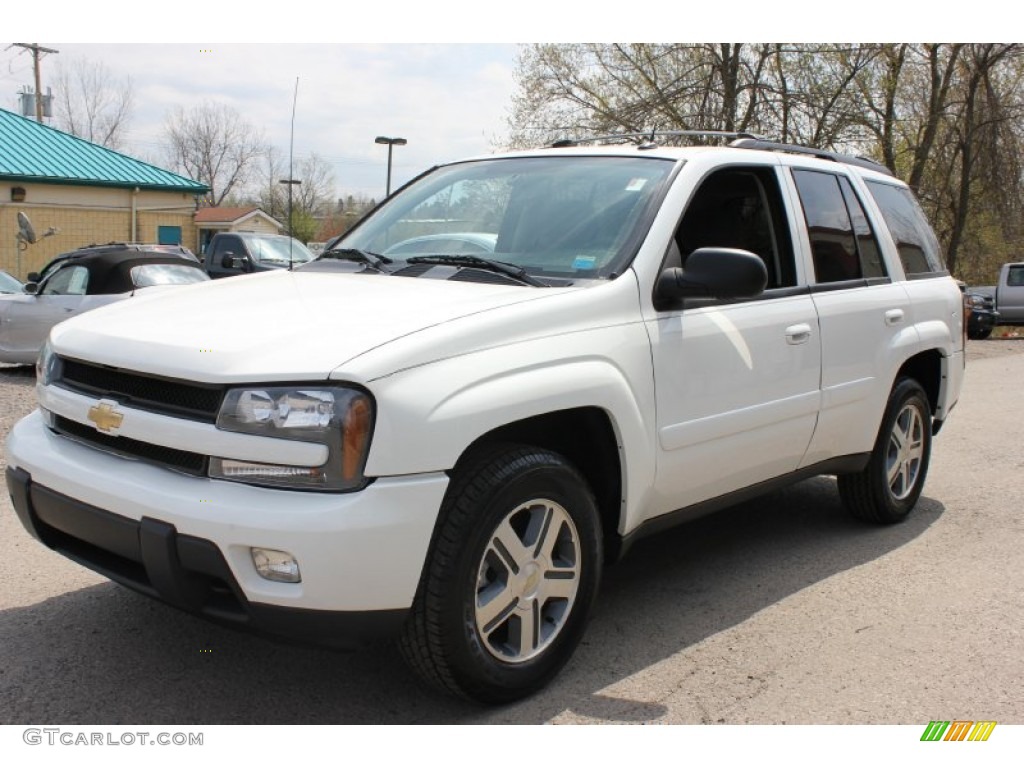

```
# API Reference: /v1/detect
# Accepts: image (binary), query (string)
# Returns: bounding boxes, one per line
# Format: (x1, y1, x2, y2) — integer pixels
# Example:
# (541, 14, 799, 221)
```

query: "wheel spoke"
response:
(541, 568, 578, 600)
(477, 584, 518, 632)
(887, 456, 902, 486)
(531, 505, 555, 559)
(490, 518, 532, 575)
(514, 601, 539, 657)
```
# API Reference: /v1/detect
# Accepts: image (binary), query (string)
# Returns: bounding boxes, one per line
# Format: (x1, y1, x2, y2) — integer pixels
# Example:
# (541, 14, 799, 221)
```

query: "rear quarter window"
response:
(864, 181, 945, 276)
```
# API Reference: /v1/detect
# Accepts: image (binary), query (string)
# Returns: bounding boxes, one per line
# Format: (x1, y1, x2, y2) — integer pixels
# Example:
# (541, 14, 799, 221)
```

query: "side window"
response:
(864, 181, 945, 275)
(838, 177, 886, 278)
(212, 235, 242, 260)
(792, 169, 861, 283)
(1008, 266, 1024, 287)
(41, 265, 89, 296)
(674, 166, 796, 290)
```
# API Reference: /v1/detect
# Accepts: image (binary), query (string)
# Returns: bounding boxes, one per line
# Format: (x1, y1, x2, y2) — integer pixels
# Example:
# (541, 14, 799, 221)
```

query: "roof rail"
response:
(729, 138, 894, 177)
(552, 130, 763, 149)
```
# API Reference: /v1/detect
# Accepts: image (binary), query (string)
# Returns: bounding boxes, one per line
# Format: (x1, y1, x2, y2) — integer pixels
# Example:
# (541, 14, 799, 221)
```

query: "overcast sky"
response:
(0, 42, 519, 200)
(4, 3, 998, 202)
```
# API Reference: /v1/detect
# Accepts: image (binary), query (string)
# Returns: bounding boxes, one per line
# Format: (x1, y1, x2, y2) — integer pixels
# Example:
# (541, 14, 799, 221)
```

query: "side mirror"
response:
(655, 247, 767, 309)
(23, 282, 39, 295)
(221, 252, 249, 271)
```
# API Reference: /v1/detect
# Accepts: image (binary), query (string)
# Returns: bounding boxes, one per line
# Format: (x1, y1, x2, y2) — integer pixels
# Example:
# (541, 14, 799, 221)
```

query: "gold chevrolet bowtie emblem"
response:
(87, 402, 124, 432)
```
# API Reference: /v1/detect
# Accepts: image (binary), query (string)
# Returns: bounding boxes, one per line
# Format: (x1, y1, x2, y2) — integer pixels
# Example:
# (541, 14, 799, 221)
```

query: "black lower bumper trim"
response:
(5, 466, 407, 649)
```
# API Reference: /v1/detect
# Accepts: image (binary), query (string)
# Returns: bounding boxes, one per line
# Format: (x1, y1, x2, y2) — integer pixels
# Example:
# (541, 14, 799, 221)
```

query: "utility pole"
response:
(12, 43, 59, 122)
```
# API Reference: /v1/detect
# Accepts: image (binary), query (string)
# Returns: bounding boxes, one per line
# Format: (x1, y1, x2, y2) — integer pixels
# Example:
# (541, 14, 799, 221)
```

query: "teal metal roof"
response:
(0, 108, 209, 193)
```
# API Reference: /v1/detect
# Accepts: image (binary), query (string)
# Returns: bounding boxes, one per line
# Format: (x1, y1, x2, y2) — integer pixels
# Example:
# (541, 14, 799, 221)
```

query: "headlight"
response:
(35, 338, 62, 386)
(210, 385, 374, 491)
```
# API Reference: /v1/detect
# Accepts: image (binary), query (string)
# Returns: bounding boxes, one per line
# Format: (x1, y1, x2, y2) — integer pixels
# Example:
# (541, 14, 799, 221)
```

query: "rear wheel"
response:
(838, 378, 932, 524)
(968, 326, 993, 340)
(399, 444, 603, 703)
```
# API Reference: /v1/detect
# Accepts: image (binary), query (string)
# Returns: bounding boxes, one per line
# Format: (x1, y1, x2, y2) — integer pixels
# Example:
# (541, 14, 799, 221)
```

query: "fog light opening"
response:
(251, 548, 301, 583)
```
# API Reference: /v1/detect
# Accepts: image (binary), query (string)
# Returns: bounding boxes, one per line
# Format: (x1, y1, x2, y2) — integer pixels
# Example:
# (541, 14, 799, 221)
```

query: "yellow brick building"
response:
(1, 107, 208, 280)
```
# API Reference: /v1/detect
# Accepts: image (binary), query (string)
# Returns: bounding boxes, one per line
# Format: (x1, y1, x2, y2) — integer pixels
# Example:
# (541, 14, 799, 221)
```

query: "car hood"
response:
(50, 270, 573, 382)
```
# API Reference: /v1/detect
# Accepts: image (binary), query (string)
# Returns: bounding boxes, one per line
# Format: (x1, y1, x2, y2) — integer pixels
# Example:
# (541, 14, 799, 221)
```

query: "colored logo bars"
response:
(921, 721, 997, 742)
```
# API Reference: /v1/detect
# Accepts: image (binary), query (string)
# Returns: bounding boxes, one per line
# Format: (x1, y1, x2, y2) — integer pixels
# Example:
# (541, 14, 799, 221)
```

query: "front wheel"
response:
(967, 326, 993, 340)
(399, 444, 603, 703)
(838, 378, 932, 524)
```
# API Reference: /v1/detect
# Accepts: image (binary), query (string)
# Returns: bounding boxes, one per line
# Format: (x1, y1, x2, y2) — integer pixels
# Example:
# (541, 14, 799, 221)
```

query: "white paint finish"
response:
(51, 269, 573, 383)
(6, 412, 446, 611)
(802, 283, 915, 464)
(646, 294, 821, 515)
(40, 385, 329, 467)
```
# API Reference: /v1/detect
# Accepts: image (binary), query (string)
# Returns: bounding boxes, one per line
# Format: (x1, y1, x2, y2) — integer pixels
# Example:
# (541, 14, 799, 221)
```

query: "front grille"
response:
(58, 358, 224, 422)
(54, 415, 208, 476)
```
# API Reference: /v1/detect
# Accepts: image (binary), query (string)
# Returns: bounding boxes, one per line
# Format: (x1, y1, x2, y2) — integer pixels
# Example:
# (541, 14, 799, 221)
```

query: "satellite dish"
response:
(17, 212, 38, 245)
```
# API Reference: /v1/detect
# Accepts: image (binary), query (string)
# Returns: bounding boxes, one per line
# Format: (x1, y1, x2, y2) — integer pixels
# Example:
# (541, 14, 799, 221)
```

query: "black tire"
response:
(967, 326, 992, 340)
(838, 378, 932, 524)
(399, 443, 603, 703)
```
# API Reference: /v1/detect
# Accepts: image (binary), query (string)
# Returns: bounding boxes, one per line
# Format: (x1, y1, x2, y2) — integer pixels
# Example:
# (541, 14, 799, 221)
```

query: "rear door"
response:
(787, 167, 913, 466)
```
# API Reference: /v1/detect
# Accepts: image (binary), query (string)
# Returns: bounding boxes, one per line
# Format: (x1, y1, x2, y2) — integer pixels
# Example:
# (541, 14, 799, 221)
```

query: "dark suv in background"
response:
(203, 232, 315, 278)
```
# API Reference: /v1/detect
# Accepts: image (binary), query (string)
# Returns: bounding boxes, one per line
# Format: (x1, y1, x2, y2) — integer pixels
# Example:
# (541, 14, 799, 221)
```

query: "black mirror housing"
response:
(655, 247, 767, 309)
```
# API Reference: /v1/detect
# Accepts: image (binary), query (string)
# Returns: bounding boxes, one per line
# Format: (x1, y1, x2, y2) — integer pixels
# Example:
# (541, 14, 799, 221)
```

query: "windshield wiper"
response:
(320, 248, 394, 272)
(405, 255, 546, 287)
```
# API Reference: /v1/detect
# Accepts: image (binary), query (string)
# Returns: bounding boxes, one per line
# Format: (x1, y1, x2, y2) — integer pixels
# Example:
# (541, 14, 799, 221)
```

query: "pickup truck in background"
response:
(966, 262, 1024, 339)
(204, 232, 316, 278)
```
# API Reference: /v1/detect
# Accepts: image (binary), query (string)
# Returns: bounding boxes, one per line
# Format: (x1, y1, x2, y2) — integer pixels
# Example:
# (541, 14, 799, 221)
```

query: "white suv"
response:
(6, 134, 964, 703)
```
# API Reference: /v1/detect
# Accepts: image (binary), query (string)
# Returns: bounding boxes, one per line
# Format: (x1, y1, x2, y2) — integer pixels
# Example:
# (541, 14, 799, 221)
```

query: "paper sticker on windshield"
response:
(625, 178, 647, 192)
(572, 255, 598, 270)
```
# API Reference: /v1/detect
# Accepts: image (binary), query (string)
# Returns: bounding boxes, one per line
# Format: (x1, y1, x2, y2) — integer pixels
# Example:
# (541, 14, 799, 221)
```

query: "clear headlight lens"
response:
(211, 385, 373, 491)
(36, 338, 62, 386)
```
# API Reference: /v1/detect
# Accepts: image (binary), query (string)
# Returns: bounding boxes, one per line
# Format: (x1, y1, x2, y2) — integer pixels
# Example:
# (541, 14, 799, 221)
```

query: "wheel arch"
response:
(458, 407, 627, 562)
(893, 348, 944, 417)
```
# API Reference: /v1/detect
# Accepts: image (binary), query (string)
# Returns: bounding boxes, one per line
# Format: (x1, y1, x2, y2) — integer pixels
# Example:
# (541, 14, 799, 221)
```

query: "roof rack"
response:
(729, 138, 894, 177)
(551, 130, 762, 149)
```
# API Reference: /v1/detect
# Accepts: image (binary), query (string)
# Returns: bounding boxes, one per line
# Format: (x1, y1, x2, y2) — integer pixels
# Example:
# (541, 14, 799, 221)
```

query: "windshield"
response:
(240, 234, 314, 265)
(338, 156, 674, 279)
(131, 264, 210, 288)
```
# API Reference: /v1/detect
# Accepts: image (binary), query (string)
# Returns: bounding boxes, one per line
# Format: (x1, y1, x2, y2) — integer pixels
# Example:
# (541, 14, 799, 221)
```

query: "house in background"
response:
(0, 107, 209, 279)
(194, 206, 283, 255)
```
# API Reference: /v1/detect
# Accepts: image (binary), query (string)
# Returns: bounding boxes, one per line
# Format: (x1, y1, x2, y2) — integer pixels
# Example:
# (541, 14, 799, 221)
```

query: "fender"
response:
(363, 327, 657, 537)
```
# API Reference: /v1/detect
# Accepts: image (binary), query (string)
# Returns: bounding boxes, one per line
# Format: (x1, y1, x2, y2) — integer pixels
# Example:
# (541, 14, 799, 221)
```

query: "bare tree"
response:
(163, 101, 265, 207)
(52, 56, 134, 150)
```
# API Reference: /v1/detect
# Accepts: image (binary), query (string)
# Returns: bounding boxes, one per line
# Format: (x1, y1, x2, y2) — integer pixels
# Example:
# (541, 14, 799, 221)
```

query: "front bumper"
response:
(6, 411, 450, 647)
(968, 309, 998, 333)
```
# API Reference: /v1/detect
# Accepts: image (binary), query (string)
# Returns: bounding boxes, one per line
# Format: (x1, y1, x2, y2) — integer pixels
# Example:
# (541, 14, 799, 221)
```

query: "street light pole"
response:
(375, 136, 407, 197)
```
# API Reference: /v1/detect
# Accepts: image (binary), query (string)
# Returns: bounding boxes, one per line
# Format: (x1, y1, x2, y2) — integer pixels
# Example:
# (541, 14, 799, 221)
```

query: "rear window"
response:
(864, 181, 945, 275)
(131, 264, 209, 288)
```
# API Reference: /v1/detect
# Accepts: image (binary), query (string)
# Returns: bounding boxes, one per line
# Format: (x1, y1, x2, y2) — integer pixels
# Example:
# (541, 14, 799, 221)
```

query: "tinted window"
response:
(675, 166, 796, 289)
(865, 181, 945, 275)
(792, 170, 860, 282)
(41, 265, 89, 296)
(838, 177, 886, 278)
(211, 235, 242, 260)
(1007, 266, 1024, 287)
